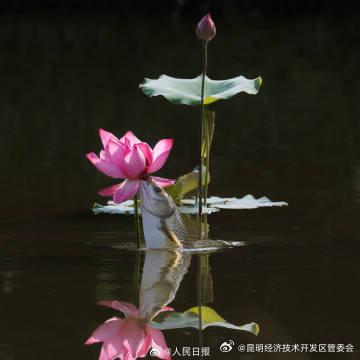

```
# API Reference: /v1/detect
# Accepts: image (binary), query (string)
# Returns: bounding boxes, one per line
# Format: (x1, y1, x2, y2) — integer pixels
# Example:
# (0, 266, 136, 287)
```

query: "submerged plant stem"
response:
(134, 194, 141, 249)
(197, 254, 203, 348)
(132, 251, 141, 306)
(133, 195, 141, 303)
(198, 41, 208, 221)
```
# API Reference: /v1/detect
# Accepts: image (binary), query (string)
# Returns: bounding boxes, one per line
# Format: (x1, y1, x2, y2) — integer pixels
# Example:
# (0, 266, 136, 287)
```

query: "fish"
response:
(139, 249, 191, 320)
(139, 178, 189, 249)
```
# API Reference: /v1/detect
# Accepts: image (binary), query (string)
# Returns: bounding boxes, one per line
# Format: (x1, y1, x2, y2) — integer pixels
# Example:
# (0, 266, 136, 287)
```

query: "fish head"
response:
(139, 178, 176, 217)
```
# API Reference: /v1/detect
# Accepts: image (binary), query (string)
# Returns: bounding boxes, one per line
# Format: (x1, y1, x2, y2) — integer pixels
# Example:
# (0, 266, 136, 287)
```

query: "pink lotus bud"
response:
(196, 13, 216, 42)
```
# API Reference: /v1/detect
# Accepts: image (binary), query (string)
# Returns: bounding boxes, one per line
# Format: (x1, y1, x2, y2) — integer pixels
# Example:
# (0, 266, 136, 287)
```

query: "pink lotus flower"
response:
(86, 129, 175, 203)
(85, 301, 172, 360)
(196, 13, 216, 42)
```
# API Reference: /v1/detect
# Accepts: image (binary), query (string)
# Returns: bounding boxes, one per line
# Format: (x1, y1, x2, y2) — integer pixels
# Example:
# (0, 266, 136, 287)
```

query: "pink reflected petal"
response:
(150, 176, 176, 188)
(147, 327, 170, 360)
(147, 139, 174, 173)
(150, 306, 174, 325)
(98, 183, 122, 197)
(86, 153, 124, 179)
(122, 320, 146, 358)
(158, 306, 174, 313)
(137, 333, 152, 358)
(113, 180, 140, 204)
(123, 146, 146, 179)
(99, 128, 117, 148)
(120, 131, 142, 147)
(99, 346, 110, 360)
(98, 301, 140, 318)
(105, 336, 127, 360)
(136, 142, 153, 166)
(85, 301, 172, 360)
(85, 318, 122, 345)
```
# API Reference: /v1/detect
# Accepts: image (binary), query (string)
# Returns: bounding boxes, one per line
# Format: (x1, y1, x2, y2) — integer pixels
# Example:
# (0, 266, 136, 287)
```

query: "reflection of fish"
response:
(139, 250, 191, 321)
(140, 179, 189, 249)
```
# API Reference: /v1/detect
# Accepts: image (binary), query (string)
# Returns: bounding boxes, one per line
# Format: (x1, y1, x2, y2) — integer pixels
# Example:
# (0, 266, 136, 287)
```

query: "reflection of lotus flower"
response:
(86, 129, 175, 203)
(196, 14, 216, 42)
(85, 301, 172, 360)
(140, 75, 262, 106)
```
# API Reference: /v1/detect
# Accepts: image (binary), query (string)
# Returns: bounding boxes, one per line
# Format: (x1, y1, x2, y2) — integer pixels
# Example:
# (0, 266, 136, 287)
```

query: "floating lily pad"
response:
(177, 205, 218, 214)
(181, 195, 288, 210)
(92, 201, 218, 215)
(92, 195, 287, 215)
(151, 306, 259, 335)
(93, 201, 135, 215)
(140, 74, 262, 106)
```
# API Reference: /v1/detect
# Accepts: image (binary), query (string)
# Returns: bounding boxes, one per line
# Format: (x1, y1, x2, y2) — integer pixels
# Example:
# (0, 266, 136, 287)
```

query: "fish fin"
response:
(166, 250, 182, 270)
(159, 219, 182, 248)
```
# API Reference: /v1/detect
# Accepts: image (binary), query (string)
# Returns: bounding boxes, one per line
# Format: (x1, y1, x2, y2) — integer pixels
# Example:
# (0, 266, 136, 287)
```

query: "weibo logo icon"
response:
(220, 340, 235, 352)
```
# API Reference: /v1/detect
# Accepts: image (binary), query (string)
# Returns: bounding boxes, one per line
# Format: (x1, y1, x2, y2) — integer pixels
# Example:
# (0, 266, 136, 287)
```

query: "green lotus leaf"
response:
(151, 306, 259, 335)
(165, 165, 209, 204)
(139, 74, 262, 106)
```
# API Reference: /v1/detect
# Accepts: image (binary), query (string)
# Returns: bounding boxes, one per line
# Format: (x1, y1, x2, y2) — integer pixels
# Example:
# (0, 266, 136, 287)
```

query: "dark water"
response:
(1, 10, 360, 360)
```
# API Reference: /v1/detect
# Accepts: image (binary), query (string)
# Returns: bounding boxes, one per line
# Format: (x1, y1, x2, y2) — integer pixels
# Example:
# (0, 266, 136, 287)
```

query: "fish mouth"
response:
(139, 180, 157, 214)
(139, 179, 174, 218)
(139, 180, 150, 202)
(144, 176, 156, 185)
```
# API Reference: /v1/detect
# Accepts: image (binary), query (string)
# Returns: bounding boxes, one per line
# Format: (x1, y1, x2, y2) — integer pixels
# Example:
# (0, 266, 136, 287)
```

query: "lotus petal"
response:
(113, 180, 140, 204)
(121, 320, 146, 357)
(98, 300, 140, 318)
(99, 128, 117, 148)
(148, 139, 174, 173)
(122, 146, 146, 179)
(150, 176, 176, 188)
(147, 327, 171, 360)
(120, 131, 142, 147)
(98, 183, 122, 197)
(85, 317, 122, 345)
(106, 139, 127, 167)
(136, 142, 153, 166)
(140, 74, 262, 106)
(99, 346, 110, 360)
(86, 152, 124, 179)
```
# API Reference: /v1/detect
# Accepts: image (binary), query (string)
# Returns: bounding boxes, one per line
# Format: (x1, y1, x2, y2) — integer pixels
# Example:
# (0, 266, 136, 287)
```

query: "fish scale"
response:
(164, 206, 190, 246)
